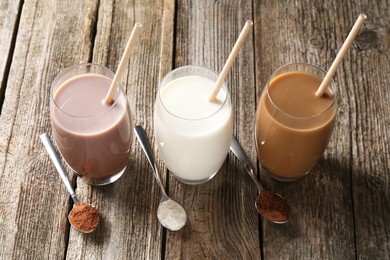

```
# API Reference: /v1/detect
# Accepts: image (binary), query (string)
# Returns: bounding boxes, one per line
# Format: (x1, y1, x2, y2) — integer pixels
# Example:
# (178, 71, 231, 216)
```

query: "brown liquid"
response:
(255, 71, 337, 180)
(51, 74, 132, 183)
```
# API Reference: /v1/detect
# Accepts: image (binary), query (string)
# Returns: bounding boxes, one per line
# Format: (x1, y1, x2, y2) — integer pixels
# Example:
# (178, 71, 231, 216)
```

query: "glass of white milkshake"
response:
(154, 65, 233, 185)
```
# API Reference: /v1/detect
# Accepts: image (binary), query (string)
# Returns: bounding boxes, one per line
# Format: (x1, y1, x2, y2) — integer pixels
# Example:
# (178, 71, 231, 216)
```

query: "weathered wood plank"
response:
(166, 0, 260, 259)
(254, 1, 356, 259)
(0, 0, 22, 112)
(350, 2, 390, 258)
(254, 0, 390, 259)
(64, 0, 168, 259)
(0, 0, 388, 259)
(0, 0, 98, 259)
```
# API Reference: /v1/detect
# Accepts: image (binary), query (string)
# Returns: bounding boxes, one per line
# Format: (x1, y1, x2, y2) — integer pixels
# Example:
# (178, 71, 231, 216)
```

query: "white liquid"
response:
(154, 75, 233, 184)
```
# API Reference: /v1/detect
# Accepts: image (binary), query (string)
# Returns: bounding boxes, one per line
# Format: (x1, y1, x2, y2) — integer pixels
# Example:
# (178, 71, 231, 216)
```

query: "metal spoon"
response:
(230, 136, 290, 224)
(39, 133, 99, 233)
(134, 126, 187, 231)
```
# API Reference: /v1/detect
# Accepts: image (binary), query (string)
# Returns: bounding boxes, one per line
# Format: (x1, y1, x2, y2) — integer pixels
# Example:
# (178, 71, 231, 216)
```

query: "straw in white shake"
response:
(209, 20, 253, 102)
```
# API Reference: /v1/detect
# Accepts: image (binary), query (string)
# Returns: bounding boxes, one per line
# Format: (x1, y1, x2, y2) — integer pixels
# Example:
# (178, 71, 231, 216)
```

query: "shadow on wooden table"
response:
(260, 155, 384, 258)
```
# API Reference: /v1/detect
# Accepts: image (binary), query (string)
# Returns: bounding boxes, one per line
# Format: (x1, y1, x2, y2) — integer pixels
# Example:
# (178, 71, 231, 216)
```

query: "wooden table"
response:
(1, 0, 389, 259)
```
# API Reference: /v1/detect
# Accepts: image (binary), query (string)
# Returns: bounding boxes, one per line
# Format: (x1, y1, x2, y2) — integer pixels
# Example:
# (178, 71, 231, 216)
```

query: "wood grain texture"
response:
(64, 0, 168, 259)
(0, 0, 22, 114)
(255, 1, 354, 258)
(0, 0, 389, 259)
(254, 0, 390, 259)
(350, 1, 390, 259)
(0, 0, 98, 259)
(166, 0, 260, 259)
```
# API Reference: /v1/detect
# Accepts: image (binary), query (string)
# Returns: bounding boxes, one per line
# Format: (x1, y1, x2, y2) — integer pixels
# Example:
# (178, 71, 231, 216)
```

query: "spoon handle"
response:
(134, 126, 168, 198)
(39, 133, 79, 204)
(230, 137, 263, 191)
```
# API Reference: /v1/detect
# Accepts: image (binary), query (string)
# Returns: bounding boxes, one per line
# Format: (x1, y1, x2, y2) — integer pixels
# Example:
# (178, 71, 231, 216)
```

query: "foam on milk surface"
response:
(54, 74, 112, 117)
(53, 74, 126, 135)
(160, 76, 226, 120)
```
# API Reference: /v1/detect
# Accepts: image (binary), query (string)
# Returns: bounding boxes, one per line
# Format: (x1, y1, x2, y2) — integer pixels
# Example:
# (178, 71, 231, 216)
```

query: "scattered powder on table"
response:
(68, 202, 99, 233)
(256, 189, 290, 223)
(157, 200, 187, 231)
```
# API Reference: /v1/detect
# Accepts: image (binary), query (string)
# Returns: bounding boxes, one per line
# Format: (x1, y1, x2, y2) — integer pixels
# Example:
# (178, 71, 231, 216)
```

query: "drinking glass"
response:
(50, 63, 133, 185)
(255, 63, 338, 182)
(154, 65, 233, 185)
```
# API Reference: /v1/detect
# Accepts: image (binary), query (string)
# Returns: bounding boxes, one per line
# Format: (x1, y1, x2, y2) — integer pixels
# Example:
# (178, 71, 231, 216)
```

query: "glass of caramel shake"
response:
(255, 63, 337, 182)
(50, 63, 133, 185)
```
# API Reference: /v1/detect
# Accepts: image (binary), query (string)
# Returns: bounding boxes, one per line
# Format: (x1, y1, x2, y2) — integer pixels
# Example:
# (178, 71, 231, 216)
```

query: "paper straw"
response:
(315, 14, 366, 96)
(208, 20, 253, 102)
(104, 22, 143, 104)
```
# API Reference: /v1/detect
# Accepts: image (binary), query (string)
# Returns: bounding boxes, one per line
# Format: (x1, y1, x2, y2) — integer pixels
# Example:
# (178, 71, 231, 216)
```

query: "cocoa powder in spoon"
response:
(256, 190, 290, 223)
(68, 203, 99, 233)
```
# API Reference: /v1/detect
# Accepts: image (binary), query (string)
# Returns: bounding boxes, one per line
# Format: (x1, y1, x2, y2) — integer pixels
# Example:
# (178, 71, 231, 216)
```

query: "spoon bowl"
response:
(68, 202, 99, 233)
(134, 126, 187, 231)
(230, 136, 290, 224)
(40, 133, 100, 233)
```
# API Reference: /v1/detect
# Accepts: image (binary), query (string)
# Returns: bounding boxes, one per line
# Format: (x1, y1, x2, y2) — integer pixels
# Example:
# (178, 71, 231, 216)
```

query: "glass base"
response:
(171, 171, 218, 185)
(81, 165, 127, 186)
(261, 165, 308, 182)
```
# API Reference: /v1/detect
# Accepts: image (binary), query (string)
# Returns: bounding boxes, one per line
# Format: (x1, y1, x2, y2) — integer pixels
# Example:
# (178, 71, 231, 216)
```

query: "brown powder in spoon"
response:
(68, 203, 99, 233)
(256, 189, 290, 223)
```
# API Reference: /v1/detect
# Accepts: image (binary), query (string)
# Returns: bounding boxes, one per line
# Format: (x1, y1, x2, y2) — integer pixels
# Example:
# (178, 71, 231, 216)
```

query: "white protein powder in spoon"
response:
(157, 199, 187, 231)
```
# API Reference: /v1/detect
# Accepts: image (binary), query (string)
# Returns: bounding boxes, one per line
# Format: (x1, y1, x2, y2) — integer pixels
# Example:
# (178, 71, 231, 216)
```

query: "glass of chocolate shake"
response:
(50, 63, 133, 185)
(255, 63, 337, 182)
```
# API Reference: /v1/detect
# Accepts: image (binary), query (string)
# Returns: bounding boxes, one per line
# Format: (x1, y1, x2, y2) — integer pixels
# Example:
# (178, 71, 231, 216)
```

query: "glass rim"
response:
(51, 63, 124, 119)
(265, 62, 338, 120)
(158, 65, 229, 121)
